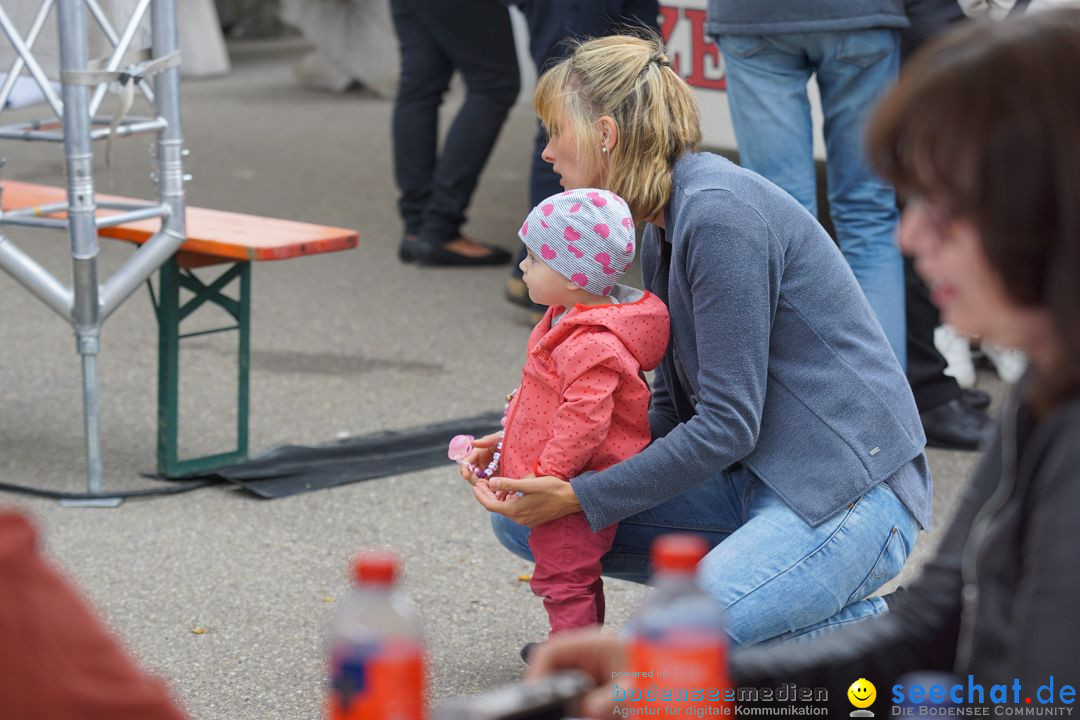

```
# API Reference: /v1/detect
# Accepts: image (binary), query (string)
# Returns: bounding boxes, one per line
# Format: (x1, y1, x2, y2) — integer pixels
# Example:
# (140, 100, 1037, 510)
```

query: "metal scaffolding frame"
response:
(0, 0, 186, 506)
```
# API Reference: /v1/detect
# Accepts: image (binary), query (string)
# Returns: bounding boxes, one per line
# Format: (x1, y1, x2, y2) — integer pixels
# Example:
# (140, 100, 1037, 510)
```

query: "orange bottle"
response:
(328, 552, 426, 720)
(625, 535, 732, 717)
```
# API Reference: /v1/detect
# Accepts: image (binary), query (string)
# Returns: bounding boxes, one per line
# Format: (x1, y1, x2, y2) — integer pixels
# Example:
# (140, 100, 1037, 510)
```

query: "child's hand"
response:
(460, 463, 479, 485)
(458, 432, 501, 486)
(458, 448, 492, 485)
(471, 431, 502, 450)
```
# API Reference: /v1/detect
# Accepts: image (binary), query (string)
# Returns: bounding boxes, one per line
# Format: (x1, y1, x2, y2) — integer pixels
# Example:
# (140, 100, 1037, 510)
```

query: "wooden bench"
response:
(2, 180, 359, 478)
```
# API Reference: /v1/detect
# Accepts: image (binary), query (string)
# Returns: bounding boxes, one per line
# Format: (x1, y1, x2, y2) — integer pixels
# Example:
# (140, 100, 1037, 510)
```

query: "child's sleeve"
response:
(536, 337, 623, 481)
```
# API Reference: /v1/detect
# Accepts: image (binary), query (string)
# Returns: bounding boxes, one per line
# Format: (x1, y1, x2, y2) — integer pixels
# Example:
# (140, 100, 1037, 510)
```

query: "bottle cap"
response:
(652, 533, 708, 574)
(352, 551, 399, 585)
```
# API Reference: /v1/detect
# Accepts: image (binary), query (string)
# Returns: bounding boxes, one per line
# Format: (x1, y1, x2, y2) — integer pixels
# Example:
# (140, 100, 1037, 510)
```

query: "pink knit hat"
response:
(517, 188, 636, 297)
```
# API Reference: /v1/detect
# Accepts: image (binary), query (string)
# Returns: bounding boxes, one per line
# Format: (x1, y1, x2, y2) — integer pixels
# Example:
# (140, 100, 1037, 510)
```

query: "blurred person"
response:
(455, 188, 669, 639)
(501, 0, 659, 316)
(0, 510, 188, 720)
(526, 10, 1080, 714)
(707, 2, 909, 370)
(466, 34, 930, 650)
(391, 0, 519, 266)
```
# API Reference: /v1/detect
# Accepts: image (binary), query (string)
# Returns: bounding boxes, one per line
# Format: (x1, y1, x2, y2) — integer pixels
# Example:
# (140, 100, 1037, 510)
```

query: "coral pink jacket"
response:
(500, 291, 669, 485)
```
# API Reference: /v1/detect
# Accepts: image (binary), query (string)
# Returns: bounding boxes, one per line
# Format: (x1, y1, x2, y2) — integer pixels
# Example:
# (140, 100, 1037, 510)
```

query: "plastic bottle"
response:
(624, 534, 732, 716)
(328, 552, 427, 720)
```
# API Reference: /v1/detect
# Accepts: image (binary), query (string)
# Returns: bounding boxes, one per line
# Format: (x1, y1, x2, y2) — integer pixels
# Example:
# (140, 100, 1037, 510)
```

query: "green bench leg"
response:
(155, 256, 251, 477)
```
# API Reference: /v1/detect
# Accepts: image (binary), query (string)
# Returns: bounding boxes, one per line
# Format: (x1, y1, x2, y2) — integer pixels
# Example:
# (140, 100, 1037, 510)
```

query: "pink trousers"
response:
(528, 511, 618, 636)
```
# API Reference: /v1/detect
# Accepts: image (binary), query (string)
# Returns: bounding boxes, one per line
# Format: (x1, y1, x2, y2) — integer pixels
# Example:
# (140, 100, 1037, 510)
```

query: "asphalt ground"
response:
(0, 37, 1001, 719)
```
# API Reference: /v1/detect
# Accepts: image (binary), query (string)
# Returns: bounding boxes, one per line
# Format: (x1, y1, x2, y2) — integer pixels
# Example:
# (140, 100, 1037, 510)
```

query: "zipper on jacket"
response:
(499, 385, 525, 475)
(954, 388, 1021, 673)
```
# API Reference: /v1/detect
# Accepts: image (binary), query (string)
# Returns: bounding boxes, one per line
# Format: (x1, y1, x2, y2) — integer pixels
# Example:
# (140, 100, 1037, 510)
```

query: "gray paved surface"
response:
(0, 37, 1001, 719)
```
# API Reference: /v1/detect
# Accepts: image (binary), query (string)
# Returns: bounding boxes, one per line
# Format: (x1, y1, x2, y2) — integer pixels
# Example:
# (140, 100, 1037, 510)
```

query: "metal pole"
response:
(90, 118, 166, 138)
(100, 227, 182, 319)
(0, 215, 69, 230)
(0, 232, 74, 320)
(56, 0, 107, 498)
(95, 203, 170, 228)
(150, 0, 186, 241)
(148, 0, 187, 478)
(1, 201, 70, 217)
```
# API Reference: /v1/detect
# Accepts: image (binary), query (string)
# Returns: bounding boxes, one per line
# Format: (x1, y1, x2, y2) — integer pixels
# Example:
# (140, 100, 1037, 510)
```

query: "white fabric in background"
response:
(0, 0, 227, 80)
(280, 0, 400, 98)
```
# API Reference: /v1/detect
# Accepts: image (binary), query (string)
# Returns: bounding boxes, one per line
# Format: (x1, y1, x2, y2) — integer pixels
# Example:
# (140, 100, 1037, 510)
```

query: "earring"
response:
(601, 146, 608, 154)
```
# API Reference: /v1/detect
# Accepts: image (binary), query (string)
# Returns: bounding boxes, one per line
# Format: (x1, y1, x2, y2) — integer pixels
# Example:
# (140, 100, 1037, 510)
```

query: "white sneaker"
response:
(934, 325, 977, 388)
(983, 343, 1028, 384)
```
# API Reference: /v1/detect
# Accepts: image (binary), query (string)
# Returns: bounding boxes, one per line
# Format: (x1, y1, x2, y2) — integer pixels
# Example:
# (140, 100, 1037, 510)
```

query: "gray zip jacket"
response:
(733, 385, 1080, 712)
(571, 153, 931, 531)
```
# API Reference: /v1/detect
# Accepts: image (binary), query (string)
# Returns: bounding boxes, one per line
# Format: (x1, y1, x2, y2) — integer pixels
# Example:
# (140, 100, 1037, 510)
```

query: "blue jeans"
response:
(716, 30, 907, 370)
(491, 464, 919, 647)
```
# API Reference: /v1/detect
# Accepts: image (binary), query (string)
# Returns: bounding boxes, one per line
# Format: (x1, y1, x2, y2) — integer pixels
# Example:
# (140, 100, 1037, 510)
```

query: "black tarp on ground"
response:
(189, 412, 503, 498)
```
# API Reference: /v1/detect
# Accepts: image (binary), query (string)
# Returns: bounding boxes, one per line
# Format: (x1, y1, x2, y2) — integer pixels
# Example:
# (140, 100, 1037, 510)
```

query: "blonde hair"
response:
(534, 34, 702, 221)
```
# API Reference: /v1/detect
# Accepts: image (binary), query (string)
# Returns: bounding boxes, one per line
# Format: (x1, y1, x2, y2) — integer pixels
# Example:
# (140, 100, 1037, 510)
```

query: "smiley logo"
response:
(848, 679, 876, 716)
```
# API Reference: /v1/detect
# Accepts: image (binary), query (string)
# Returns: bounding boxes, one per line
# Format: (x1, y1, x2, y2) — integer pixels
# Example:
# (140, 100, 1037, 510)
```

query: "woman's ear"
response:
(597, 116, 619, 154)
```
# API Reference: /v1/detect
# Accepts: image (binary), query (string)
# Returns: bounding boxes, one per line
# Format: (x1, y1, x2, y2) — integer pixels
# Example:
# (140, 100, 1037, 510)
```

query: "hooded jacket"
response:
(500, 286, 669, 484)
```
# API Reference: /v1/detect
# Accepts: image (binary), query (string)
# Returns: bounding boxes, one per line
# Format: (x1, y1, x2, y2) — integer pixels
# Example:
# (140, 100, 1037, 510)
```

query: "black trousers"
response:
(390, 0, 520, 244)
(511, 0, 660, 276)
(905, 258, 961, 412)
(901, 0, 967, 412)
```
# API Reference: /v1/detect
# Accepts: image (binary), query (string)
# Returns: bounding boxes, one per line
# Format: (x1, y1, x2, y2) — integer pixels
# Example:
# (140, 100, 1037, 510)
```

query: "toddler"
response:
(451, 188, 669, 636)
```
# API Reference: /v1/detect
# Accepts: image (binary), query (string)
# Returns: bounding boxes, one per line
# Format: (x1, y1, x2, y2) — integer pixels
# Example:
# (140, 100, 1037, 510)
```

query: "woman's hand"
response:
(458, 432, 501, 486)
(526, 628, 627, 719)
(471, 474, 582, 526)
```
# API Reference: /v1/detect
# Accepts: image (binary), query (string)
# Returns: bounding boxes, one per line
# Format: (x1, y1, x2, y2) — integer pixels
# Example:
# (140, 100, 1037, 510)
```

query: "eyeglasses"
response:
(904, 194, 961, 244)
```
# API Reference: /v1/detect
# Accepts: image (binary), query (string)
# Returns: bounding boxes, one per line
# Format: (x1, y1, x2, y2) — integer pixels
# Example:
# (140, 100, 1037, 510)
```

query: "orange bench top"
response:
(1, 180, 359, 266)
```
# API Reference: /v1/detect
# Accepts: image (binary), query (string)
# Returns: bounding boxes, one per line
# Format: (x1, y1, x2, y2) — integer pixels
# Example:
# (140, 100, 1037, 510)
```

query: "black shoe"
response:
(520, 641, 540, 664)
(881, 586, 906, 612)
(921, 397, 990, 451)
(959, 388, 991, 411)
(505, 277, 547, 321)
(415, 237, 512, 267)
(398, 234, 419, 263)
(505, 276, 531, 307)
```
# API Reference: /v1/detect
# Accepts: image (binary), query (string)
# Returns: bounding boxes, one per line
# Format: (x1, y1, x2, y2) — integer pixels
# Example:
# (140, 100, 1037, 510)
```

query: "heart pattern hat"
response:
(518, 188, 636, 297)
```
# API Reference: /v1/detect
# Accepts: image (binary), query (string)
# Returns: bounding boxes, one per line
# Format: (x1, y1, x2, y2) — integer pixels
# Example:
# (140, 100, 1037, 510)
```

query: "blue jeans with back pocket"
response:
(715, 29, 907, 371)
